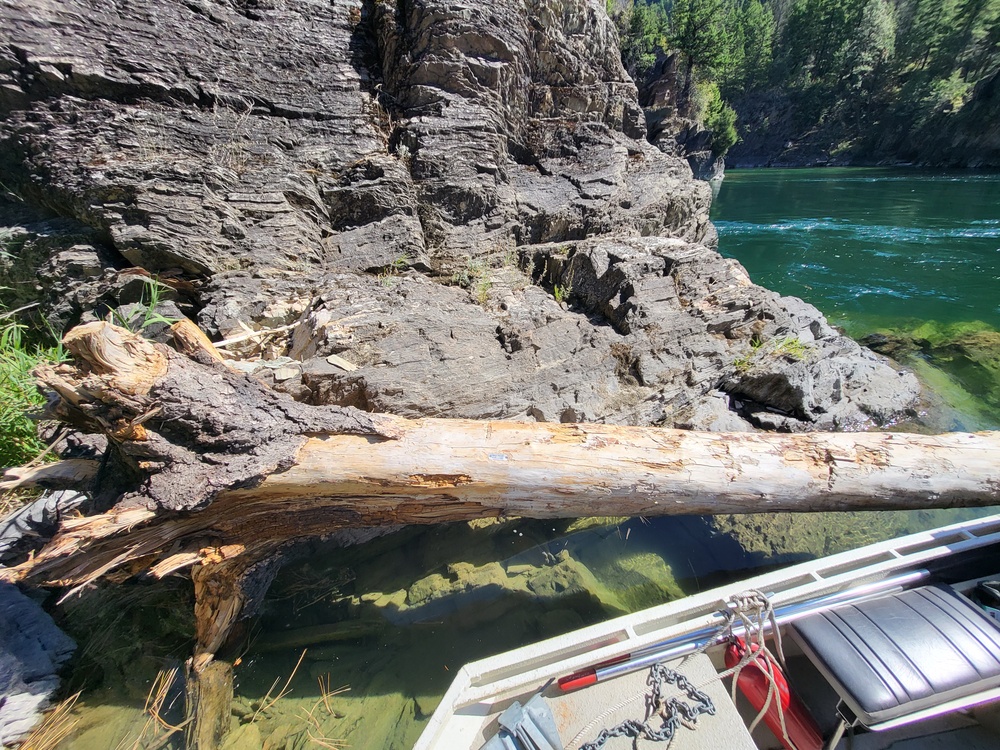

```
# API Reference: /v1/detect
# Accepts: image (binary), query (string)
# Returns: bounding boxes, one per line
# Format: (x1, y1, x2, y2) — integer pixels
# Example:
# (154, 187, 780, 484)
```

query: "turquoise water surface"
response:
(711, 168, 1000, 334)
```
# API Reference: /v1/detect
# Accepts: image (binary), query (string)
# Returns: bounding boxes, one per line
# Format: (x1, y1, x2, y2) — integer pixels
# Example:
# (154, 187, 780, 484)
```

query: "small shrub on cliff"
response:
(732, 334, 811, 373)
(772, 335, 811, 361)
(697, 81, 739, 157)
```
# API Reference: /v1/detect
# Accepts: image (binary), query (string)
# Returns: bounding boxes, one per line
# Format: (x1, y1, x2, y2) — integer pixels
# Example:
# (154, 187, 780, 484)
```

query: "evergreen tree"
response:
(782, 0, 867, 82)
(616, 1, 669, 79)
(606, 0, 1000, 162)
(741, 0, 777, 90)
(842, 0, 897, 89)
(770, 0, 798, 31)
(899, 0, 958, 71)
(944, 0, 999, 79)
(715, 1, 748, 95)
(670, 0, 730, 107)
(969, 10, 1000, 79)
(701, 82, 741, 153)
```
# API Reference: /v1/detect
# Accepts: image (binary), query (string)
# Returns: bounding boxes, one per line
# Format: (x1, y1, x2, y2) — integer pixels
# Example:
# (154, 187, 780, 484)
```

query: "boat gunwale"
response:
(414, 512, 1000, 750)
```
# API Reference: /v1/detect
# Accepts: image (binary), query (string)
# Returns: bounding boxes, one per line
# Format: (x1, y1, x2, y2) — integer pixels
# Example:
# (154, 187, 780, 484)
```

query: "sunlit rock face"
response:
(0, 0, 917, 430)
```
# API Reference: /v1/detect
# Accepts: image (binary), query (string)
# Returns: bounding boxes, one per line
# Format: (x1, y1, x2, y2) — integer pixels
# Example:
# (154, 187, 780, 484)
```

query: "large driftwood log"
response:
(3, 321, 1000, 668)
(5, 320, 1000, 587)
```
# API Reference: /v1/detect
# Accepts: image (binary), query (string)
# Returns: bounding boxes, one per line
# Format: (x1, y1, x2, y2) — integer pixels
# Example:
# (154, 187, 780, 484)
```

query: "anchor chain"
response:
(577, 664, 716, 750)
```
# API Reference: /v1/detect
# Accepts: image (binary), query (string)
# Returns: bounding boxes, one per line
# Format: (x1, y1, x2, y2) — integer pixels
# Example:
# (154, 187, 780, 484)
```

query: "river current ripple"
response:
(711, 168, 1000, 331)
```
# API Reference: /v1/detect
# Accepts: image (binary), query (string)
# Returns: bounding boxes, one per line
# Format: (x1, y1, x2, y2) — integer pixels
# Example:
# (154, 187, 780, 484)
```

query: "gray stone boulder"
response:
(0, 583, 75, 745)
(234, 235, 917, 432)
(540, 237, 919, 430)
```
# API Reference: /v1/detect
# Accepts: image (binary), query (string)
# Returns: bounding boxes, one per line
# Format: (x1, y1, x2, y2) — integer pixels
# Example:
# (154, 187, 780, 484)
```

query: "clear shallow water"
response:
(711, 168, 1000, 333)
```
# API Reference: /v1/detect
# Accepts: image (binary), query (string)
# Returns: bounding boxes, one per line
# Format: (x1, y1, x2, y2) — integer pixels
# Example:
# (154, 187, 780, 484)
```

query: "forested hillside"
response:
(612, 0, 1000, 166)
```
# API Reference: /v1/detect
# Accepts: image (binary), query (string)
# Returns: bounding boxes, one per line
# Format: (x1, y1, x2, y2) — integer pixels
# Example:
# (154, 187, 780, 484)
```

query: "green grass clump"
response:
(732, 353, 753, 373)
(376, 254, 410, 288)
(731, 334, 812, 374)
(771, 335, 811, 361)
(451, 258, 493, 305)
(0, 314, 63, 468)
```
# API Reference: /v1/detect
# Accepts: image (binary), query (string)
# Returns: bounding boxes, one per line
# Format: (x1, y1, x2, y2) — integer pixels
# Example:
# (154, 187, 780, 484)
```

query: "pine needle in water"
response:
(19, 692, 81, 750)
(251, 648, 308, 723)
(117, 667, 189, 750)
(317, 673, 349, 717)
(307, 731, 350, 749)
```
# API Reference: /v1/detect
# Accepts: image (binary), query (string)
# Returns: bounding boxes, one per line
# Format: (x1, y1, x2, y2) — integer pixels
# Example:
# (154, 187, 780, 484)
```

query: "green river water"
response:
(54, 169, 1000, 750)
(712, 168, 1000, 335)
(714, 168, 1000, 430)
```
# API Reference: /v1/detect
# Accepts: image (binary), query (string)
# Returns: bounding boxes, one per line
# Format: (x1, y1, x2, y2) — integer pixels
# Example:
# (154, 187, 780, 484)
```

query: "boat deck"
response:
(468, 653, 756, 750)
(460, 647, 1000, 750)
(416, 514, 1000, 750)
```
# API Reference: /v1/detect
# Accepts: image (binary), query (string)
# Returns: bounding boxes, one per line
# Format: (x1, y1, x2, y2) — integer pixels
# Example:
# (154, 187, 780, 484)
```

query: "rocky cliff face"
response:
(639, 53, 724, 181)
(0, 0, 918, 432)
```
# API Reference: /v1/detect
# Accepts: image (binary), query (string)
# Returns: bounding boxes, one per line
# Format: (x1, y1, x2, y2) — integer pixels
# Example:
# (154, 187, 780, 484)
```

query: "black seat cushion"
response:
(789, 584, 1000, 725)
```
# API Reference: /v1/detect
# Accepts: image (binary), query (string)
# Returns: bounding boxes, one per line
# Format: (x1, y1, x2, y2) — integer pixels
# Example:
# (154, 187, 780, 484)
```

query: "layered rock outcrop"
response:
(0, 0, 917, 439)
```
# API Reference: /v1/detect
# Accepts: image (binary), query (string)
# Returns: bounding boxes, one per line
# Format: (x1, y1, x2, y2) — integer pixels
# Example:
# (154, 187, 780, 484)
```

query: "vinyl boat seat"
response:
(789, 584, 1000, 742)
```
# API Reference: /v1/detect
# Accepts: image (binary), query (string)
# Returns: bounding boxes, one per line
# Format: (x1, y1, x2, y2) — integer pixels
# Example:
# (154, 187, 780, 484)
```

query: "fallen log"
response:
(5, 320, 1000, 585)
(3, 321, 1000, 669)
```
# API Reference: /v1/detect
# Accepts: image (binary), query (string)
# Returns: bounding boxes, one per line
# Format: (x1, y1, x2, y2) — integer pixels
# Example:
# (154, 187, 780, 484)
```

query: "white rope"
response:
(565, 690, 646, 749)
(716, 590, 794, 747)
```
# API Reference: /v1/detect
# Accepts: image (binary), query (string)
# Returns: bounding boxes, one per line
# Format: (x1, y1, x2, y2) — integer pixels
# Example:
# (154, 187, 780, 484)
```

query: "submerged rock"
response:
(861, 321, 1000, 427)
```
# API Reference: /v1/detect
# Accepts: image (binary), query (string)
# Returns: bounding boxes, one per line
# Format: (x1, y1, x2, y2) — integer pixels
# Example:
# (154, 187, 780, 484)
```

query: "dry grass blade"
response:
(116, 667, 189, 750)
(317, 674, 349, 717)
(145, 667, 187, 732)
(250, 675, 281, 724)
(19, 691, 81, 750)
(307, 731, 350, 749)
(251, 648, 308, 723)
(299, 676, 349, 736)
(0, 487, 35, 518)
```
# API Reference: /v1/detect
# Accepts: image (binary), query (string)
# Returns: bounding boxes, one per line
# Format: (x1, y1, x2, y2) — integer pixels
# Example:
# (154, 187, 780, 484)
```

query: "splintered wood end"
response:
(63, 322, 169, 395)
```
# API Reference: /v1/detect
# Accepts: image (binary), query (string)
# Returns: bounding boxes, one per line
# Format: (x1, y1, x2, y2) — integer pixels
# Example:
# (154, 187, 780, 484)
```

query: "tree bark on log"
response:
(3, 321, 1000, 674)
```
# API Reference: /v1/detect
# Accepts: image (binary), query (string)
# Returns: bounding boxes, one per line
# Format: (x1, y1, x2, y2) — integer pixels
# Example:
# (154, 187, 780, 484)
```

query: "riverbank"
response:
(16, 157, 1000, 747)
